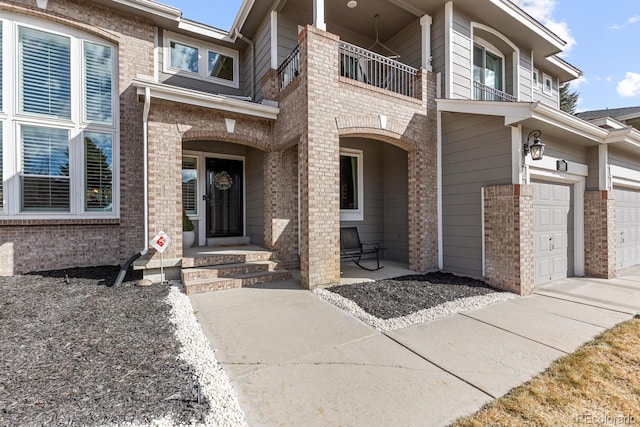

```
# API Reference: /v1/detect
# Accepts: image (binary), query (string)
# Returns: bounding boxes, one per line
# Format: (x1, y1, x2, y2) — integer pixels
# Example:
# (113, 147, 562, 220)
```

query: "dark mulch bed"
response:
(329, 271, 500, 319)
(0, 266, 208, 426)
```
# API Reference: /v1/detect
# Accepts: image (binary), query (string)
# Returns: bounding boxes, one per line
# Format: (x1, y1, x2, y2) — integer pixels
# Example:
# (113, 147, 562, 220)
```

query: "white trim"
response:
(599, 144, 609, 191)
(525, 154, 588, 177)
(546, 55, 581, 81)
(481, 187, 485, 277)
(437, 110, 443, 269)
(420, 14, 433, 71)
(542, 72, 553, 95)
(162, 30, 240, 89)
(444, 1, 453, 99)
(133, 78, 279, 120)
(270, 11, 278, 70)
(511, 125, 523, 184)
(339, 148, 364, 222)
(470, 23, 520, 101)
(230, 0, 255, 38)
(177, 19, 229, 41)
(313, 0, 326, 31)
(532, 68, 540, 91)
(0, 15, 119, 219)
(528, 170, 585, 277)
(610, 164, 640, 190)
(110, 0, 181, 21)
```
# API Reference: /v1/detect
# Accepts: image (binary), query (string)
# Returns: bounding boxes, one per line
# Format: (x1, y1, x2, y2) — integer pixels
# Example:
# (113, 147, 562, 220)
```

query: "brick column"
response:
(260, 68, 279, 101)
(147, 113, 183, 261)
(297, 26, 341, 289)
(584, 190, 616, 278)
(264, 147, 300, 269)
(483, 184, 534, 295)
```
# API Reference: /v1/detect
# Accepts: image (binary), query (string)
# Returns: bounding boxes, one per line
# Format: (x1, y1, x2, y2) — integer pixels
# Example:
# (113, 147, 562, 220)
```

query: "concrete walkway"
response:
(189, 268, 640, 427)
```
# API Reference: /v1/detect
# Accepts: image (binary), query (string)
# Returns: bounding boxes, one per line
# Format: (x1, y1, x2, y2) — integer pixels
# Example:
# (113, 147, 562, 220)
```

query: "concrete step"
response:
(182, 249, 274, 268)
(180, 260, 282, 282)
(183, 270, 292, 295)
(206, 236, 251, 246)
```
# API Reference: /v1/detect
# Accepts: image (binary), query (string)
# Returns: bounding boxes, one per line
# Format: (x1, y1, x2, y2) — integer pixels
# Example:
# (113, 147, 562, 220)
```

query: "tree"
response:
(560, 82, 579, 114)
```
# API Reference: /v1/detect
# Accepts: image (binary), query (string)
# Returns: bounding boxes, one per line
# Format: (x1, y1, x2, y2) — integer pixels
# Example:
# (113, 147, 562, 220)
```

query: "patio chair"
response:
(340, 227, 383, 271)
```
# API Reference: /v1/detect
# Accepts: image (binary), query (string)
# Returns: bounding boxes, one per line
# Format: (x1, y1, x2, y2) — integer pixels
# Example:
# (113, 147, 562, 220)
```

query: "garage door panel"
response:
(534, 181, 573, 286)
(615, 188, 640, 270)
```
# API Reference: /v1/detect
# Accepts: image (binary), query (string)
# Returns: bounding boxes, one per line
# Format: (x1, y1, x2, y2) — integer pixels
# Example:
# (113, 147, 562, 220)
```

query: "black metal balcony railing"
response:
(339, 41, 419, 98)
(278, 45, 300, 91)
(473, 81, 517, 102)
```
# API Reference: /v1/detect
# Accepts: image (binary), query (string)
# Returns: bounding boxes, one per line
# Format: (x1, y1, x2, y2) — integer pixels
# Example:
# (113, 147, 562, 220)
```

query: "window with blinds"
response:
(182, 157, 198, 215)
(84, 41, 113, 124)
(21, 126, 70, 211)
(0, 123, 3, 211)
(18, 27, 71, 119)
(85, 132, 113, 212)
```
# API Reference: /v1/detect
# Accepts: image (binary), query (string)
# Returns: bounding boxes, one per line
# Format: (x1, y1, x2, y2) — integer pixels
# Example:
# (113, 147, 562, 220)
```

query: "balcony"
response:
(276, 41, 420, 99)
(473, 81, 517, 102)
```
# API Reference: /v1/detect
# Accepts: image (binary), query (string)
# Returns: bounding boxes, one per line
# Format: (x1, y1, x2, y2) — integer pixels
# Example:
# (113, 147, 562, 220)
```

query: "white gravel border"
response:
(314, 288, 517, 332)
(163, 284, 248, 427)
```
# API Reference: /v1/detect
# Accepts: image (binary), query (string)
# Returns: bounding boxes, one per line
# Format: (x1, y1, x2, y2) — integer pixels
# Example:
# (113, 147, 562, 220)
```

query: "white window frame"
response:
(532, 68, 540, 90)
(0, 13, 119, 219)
(182, 154, 198, 216)
(163, 31, 239, 88)
(473, 37, 506, 93)
(543, 73, 553, 95)
(339, 148, 364, 222)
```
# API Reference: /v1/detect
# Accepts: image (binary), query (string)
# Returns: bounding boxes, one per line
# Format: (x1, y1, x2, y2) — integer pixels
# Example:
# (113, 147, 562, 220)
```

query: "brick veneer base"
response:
(584, 190, 616, 278)
(483, 184, 534, 295)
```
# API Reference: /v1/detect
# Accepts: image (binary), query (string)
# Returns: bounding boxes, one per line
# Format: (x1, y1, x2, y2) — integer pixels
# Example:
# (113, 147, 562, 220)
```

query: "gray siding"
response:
(158, 29, 246, 97)
(340, 138, 408, 263)
(586, 146, 600, 191)
(532, 132, 588, 164)
(253, 16, 272, 102)
(278, 13, 299, 65)
(609, 147, 640, 171)
(246, 149, 264, 245)
(451, 8, 472, 99)
(431, 7, 446, 95)
(383, 144, 409, 262)
(442, 113, 512, 277)
(519, 52, 533, 102)
(532, 69, 560, 108)
(386, 20, 422, 69)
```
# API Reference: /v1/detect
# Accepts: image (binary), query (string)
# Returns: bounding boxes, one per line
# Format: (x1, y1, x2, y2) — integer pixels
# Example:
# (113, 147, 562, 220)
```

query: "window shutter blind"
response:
(84, 41, 113, 124)
(85, 132, 113, 212)
(18, 27, 71, 119)
(21, 126, 70, 211)
(182, 157, 197, 214)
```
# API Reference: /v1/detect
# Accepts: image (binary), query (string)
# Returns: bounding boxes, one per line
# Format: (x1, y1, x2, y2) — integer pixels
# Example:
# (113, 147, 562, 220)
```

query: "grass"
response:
(453, 318, 640, 427)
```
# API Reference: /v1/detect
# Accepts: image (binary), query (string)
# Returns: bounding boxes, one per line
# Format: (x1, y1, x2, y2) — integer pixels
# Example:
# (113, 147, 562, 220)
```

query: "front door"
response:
(205, 158, 243, 237)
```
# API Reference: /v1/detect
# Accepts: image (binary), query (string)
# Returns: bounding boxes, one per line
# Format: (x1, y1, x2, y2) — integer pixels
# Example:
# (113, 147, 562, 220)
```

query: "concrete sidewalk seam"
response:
(533, 291, 638, 315)
(381, 330, 498, 400)
(459, 313, 573, 355)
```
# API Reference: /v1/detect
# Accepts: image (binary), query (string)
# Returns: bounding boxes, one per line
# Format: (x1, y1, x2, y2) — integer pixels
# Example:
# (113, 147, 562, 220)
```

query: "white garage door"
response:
(615, 188, 640, 270)
(533, 181, 574, 285)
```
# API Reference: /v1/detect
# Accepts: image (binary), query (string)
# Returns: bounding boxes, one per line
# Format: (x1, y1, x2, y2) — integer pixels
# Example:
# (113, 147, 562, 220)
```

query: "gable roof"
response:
(577, 106, 640, 121)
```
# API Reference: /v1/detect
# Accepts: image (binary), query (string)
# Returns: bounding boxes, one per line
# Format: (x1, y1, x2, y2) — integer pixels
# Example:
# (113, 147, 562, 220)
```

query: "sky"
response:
(162, 0, 640, 112)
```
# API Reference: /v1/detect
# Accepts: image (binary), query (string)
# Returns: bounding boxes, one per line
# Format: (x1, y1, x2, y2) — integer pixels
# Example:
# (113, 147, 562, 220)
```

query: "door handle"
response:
(202, 194, 211, 201)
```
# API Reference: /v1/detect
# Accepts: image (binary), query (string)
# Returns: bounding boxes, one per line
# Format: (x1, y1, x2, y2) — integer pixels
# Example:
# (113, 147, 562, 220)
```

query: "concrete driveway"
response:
(189, 269, 640, 426)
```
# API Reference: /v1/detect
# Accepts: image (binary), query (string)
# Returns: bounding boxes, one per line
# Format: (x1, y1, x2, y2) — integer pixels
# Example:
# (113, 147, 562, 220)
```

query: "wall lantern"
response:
(523, 130, 544, 160)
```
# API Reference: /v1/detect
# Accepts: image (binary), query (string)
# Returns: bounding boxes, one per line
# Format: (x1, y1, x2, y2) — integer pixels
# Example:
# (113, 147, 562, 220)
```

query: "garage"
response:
(533, 181, 574, 285)
(614, 187, 640, 270)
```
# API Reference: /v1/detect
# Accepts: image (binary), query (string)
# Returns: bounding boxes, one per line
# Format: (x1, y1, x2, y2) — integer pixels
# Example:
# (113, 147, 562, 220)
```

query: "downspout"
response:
(142, 86, 151, 255)
(110, 87, 151, 287)
(235, 29, 255, 100)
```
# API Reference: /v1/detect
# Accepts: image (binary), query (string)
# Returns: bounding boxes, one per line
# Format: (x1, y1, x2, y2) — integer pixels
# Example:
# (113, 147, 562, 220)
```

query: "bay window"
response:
(0, 16, 118, 218)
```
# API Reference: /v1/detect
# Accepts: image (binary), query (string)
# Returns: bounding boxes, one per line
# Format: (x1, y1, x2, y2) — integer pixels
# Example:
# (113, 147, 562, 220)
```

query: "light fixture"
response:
(523, 130, 544, 160)
(347, 1, 358, 8)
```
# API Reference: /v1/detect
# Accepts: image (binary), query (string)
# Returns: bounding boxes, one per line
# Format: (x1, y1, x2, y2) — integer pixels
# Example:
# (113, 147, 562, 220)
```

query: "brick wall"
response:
(265, 26, 438, 288)
(0, 0, 153, 275)
(483, 184, 535, 295)
(584, 190, 616, 278)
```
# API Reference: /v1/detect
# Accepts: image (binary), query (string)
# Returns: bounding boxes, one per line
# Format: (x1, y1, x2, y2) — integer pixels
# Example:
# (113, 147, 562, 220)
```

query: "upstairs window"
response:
(473, 44, 503, 92)
(533, 69, 540, 90)
(543, 73, 553, 95)
(163, 32, 239, 88)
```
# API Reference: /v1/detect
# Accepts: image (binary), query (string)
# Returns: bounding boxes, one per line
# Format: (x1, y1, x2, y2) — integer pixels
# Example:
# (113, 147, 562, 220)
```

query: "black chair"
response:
(340, 227, 383, 271)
